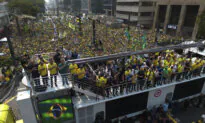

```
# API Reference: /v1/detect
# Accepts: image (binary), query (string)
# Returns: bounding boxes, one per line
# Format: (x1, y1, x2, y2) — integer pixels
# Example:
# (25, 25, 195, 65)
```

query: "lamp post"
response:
(4, 26, 15, 63)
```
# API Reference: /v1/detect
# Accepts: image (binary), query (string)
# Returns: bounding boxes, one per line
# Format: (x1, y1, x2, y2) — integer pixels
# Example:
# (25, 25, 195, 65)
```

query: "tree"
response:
(72, 0, 81, 13)
(197, 10, 205, 39)
(91, 0, 104, 14)
(7, 0, 45, 16)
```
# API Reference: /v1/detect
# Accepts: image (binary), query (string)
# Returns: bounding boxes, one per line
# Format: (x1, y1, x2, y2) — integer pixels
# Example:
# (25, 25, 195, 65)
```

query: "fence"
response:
(29, 67, 205, 100)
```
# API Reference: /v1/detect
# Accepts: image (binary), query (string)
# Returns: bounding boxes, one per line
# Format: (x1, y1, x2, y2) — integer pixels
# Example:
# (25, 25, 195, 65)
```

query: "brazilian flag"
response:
(38, 97, 74, 123)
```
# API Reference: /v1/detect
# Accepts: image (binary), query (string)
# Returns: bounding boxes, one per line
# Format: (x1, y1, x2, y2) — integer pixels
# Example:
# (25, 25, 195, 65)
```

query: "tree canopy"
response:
(91, 0, 104, 14)
(7, 0, 45, 16)
(72, 0, 81, 13)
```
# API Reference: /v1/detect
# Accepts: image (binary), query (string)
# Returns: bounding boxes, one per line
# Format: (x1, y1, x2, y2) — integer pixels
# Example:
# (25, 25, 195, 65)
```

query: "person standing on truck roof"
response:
(48, 58, 58, 87)
(38, 61, 48, 86)
(58, 58, 69, 86)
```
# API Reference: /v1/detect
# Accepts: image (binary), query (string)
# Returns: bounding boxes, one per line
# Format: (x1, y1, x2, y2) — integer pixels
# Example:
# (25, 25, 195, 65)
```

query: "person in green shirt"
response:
(58, 59, 69, 86)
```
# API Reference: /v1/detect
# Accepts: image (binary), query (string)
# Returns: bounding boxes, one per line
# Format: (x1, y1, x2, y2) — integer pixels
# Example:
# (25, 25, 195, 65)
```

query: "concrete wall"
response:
(157, 0, 205, 5)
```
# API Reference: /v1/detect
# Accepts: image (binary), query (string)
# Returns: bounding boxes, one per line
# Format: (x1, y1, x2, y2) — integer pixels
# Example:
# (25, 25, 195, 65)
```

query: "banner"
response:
(68, 23, 75, 31)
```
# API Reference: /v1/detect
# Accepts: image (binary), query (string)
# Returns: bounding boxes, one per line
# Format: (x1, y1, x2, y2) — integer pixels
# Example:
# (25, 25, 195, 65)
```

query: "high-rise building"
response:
(103, 0, 116, 16)
(116, 0, 156, 27)
(153, 0, 205, 39)
(0, 2, 9, 38)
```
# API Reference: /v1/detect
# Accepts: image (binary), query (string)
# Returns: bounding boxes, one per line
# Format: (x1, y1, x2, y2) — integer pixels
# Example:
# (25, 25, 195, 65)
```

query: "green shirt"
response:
(58, 63, 68, 74)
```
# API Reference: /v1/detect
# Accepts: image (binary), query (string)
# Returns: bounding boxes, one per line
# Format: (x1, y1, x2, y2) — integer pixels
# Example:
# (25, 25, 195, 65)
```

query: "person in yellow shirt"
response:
(69, 63, 78, 75)
(76, 66, 86, 88)
(146, 68, 154, 88)
(167, 66, 172, 83)
(48, 58, 58, 87)
(131, 73, 137, 91)
(176, 64, 184, 81)
(38, 61, 48, 86)
(96, 75, 100, 87)
(100, 76, 107, 88)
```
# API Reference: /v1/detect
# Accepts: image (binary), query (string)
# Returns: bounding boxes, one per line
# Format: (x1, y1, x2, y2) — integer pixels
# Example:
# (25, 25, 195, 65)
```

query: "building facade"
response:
(116, 0, 156, 27)
(104, 0, 116, 16)
(152, 0, 205, 39)
(0, 2, 9, 28)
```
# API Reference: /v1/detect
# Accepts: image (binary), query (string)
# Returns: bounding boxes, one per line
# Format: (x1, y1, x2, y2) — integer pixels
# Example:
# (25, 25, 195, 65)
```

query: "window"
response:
(141, 2, 153, 6)
(140, 12, 152, 16)
(117, 2, 139, 6)
(117, 11, 138, 16)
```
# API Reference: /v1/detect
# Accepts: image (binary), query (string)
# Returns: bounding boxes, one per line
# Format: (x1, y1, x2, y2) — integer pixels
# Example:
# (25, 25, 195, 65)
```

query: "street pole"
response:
(92, 19, 96, 45)
(128, 13, 130, 31)
(4, 26, 15, 63)
(15, 16, 21, 37)
(56, 0, 59, 16)
(78, 15, 82, 36)
(105, 9, 108, 39)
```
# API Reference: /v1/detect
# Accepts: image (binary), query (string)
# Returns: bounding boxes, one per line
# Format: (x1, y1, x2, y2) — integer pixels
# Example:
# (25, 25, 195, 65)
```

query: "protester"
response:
(48, 58, 58, 87)
(28, 60, 40, 86)
(58, 58, 69, 86)
(38, 61, 48, 86)
(54, 49, 61, 65)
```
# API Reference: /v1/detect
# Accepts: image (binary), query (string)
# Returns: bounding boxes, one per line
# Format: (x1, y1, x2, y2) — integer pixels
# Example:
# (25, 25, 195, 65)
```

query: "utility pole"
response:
(105, 9, 108, 39)
(15, 16, 21, 37)
(92, 19, 96, 45)
(56, 0, 59, 16)
(4, 26, 15, 63)
(77, 14, 82, 35)
(128, 13, 131, 31)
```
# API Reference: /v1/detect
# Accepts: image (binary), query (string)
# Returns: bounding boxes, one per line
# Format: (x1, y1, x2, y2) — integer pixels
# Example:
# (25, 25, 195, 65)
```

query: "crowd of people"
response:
(81, 50, 205, 97)
(0, 66, 14, 85)
(21, 46, 205, 98)
(0, 13, 185, 60)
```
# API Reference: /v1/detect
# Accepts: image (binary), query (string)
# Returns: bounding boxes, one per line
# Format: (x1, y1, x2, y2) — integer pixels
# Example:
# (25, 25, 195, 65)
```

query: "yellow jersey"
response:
(38, 64, 48, 76)
(69, 63, 78, 74)
(48, 63, 58, 75)
(77, 68, 86, 80)
(125, 70, 131, 76)
(100, 77, 107, 87)
(178, 65, 183, 73)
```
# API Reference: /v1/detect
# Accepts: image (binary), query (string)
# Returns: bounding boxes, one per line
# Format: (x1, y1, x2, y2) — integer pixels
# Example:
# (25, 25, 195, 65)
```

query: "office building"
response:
(152, 0, 205, 39)
(116, 0, 156, 27)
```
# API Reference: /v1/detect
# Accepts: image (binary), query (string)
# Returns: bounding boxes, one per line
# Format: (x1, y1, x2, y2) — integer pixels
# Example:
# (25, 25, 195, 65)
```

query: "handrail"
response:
(29, 66, 205, 100)
(67, 41, 204, 64)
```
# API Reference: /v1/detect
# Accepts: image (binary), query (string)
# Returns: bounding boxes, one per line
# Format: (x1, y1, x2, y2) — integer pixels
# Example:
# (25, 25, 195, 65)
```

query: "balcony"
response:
(116, 13, 139, 21)
(117, 0, 140, 2)
(139, 6, 155, 12)
(116, 5, 139, 12)
(139, 16, 153, 21)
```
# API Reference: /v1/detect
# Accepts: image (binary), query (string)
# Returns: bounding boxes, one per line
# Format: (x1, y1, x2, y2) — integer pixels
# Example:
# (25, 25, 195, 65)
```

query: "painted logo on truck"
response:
(154, 89, 162, 97)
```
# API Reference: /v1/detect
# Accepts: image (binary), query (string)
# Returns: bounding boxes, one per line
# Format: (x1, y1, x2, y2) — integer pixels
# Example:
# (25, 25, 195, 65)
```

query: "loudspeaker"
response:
(34, 85, 47, 92)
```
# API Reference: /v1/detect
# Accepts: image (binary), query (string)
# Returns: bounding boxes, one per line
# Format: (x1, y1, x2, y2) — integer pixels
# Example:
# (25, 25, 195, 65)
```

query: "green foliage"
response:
(91, 0, 104, 14)
(197, 10, 205, 39)
(7, 0, 45, 16)
(72, 0, 81, 13)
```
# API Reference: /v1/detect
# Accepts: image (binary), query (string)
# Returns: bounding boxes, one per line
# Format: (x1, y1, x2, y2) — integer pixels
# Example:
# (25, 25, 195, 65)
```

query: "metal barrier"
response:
(30, 73, 72, 94)
(29, 67, 205, 99)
